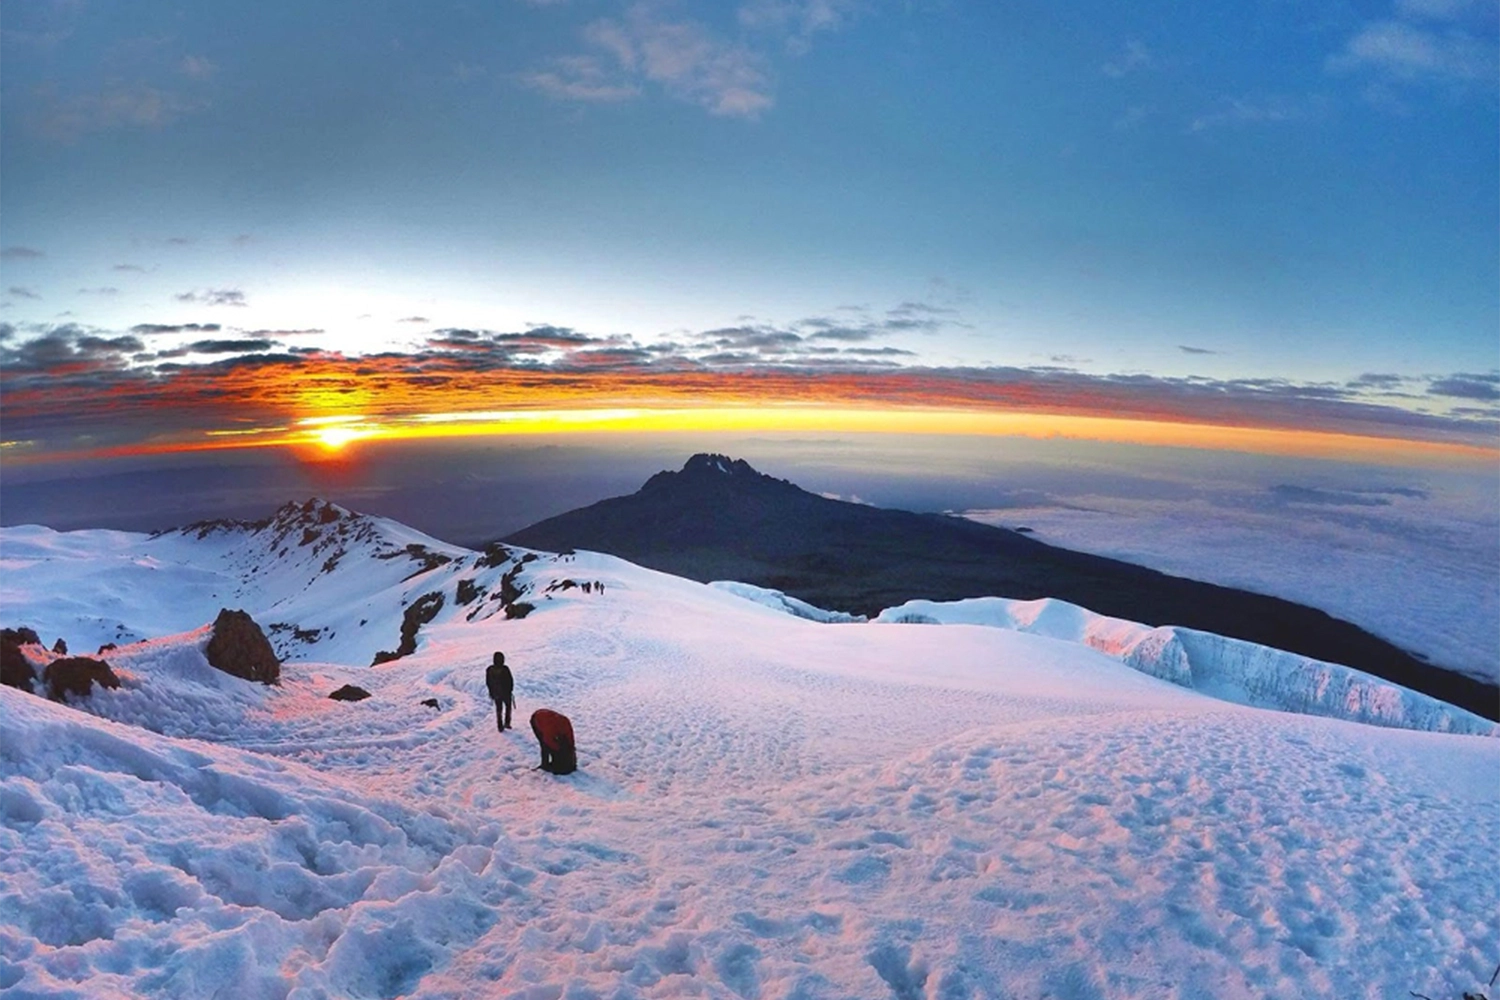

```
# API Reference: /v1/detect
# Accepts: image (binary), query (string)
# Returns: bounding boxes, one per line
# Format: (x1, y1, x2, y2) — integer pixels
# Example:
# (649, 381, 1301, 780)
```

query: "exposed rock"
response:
(3, 627, 41, 646)
(421, 698, 440, 709)
(1, 629, 40, 693)
(44, 656, 120, 702)
(51, 638, 68, 654)
(98, 642, 118, 654)
(204, 609, 281, 684)
(456, 578, 484, 605)
(328, 684, 371, 702)
(371, 591, 445, 665)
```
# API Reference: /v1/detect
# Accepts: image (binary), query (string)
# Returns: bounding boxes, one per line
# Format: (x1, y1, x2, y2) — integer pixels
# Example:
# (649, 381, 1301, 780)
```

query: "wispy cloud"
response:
(112, 263, 149, 273)
(738, 0, 860, 53)
(1178, 344, 1218, 355)
(521, 56, 643, 103)
(526, 3, 777, 117)
(1, 247, 45, 260)
(78, 287, 120, 296)
(1102, 39, 1151, 78)
(1190, 95, 1318, 132)
(179, 55, 217, 80)
(30, 81, 209, 142)
(175, 289, 247, 307)
(1329, 19, 1496, 83)
(8, 287, 42, 300)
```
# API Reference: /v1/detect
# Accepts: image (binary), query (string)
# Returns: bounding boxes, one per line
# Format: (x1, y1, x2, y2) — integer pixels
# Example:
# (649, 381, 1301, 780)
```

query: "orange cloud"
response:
(2, 349, 1495, 468)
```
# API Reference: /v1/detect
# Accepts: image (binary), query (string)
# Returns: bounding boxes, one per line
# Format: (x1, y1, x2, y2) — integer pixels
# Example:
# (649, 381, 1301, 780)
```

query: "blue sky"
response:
(1, 0, 1497, 460)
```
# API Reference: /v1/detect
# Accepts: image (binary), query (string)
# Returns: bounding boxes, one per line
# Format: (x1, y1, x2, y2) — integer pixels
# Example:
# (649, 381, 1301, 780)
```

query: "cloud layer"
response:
(1, 315, 1495, 461)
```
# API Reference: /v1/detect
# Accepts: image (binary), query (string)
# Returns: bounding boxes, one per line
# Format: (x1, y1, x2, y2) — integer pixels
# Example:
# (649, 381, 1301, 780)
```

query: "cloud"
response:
(179, 55, 217, 79)
(1268, 484, 1407, 507)
(1, 247, 44, 260)
(130, 322, 223, 334)
(1329, 19, 1496, 84)
(1102, 39, 1151, 78)
(184, 338, 275, 354)
(738, 0, 860, 53)
(1190, 96, 1316, 132)
(1112, 105, 1154, 131)
(79, 287, 120, 296)
(112, 263, 148, 273)
(30, 81, 209, 142)
(1178, 345, 1218, 355)
(175, 289, 247, 307)
(4, 311, 1498, 461)
(398, 316, 431, 324)
(8, 287, 41, 300)
(521, 56, 643, 102)
(1428, 373, 1500, 401)
(530, 5, 774, 117)
(1350, 372, 1412, 390)
(0, 326, 144, 375)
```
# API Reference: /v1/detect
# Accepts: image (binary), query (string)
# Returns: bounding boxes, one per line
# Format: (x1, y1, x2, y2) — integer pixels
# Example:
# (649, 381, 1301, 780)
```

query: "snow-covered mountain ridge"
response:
(1, 500, 1497, 997)
(2, 499, 1489, 735)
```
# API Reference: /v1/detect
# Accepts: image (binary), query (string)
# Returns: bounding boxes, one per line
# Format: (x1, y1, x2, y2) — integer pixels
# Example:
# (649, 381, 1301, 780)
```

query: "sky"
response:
(1, 0, 1497, 468)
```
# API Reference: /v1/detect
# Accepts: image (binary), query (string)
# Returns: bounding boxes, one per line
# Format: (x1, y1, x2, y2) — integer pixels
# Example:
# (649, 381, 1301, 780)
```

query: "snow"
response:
(874, 597, 1497, 737)
(710, 581, 866, 624)
(2, 509, 1498, 998)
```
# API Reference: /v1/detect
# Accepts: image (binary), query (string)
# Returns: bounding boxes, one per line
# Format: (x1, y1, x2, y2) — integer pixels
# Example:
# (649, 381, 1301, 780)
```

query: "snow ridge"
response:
(874, 596, 1497, 736)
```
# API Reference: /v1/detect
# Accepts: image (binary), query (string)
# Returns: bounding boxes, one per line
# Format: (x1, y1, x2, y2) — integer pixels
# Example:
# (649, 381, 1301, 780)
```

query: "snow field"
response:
(2, 515, 1497, 998)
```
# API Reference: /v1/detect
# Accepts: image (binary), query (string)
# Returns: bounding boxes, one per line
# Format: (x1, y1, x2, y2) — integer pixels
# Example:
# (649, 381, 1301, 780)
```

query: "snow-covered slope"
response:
(2, 508, 1498, 998)
(874, 597, 1497, 737)
(1, 499, 559, 669)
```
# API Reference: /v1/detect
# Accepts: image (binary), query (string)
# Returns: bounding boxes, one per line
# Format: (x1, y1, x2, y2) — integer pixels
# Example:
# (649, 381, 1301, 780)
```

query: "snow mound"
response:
(710, 581, 867, 623)
(875, 596, 1497, 736)
(0, 685, 505, 1000)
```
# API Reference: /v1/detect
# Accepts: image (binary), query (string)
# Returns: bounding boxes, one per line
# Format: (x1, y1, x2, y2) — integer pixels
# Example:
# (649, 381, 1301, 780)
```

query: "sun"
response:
(314, 425, 367, 451)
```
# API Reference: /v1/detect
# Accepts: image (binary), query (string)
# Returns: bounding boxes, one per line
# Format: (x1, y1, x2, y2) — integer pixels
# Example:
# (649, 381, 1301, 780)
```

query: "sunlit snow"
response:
(2, 502, 1496, 998)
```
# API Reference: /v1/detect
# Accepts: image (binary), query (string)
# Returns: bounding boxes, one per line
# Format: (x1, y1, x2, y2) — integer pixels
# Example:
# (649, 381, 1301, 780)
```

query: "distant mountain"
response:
(506, 453, 1498, 720)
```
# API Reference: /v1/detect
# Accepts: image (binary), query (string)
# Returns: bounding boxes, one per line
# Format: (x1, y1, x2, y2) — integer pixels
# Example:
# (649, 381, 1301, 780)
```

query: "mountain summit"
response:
(506, 454, 1497, 719)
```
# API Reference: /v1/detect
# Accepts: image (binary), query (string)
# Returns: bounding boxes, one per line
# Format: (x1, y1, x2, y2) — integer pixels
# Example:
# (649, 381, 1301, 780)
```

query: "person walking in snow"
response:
(486, 651, 514, 731)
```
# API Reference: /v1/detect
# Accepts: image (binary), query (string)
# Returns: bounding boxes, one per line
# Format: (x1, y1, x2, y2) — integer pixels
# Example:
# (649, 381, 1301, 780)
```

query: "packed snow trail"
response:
(3, 520, 1498, 998)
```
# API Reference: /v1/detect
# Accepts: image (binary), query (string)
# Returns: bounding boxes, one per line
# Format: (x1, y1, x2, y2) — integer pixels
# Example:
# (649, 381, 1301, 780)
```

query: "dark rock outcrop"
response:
(328, 684, 371, 702)
(1, 648, 37, 692)
(205, 609, 281, 684)
(4, 627, 41, 646)
(371, 592, 445, 665)
(44, 656, 120, 702)
(456, 578, 483, 605)
(51, 638, 68, 654)
(421, 697, 440, 709)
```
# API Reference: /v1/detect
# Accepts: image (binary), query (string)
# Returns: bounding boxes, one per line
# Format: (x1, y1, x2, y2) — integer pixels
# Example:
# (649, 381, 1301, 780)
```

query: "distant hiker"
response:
(530, 708, 577, 775)
(486, 652, 514, 731)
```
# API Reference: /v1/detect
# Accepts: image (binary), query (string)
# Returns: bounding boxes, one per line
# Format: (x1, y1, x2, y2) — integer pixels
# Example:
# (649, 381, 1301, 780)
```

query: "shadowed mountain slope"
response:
(506, 454, 1498, 720)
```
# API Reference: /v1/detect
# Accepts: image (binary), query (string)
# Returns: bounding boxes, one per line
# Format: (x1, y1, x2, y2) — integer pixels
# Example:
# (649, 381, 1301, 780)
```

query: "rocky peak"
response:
(640, 454, 791, 497)
(682, 453, 758, 477)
